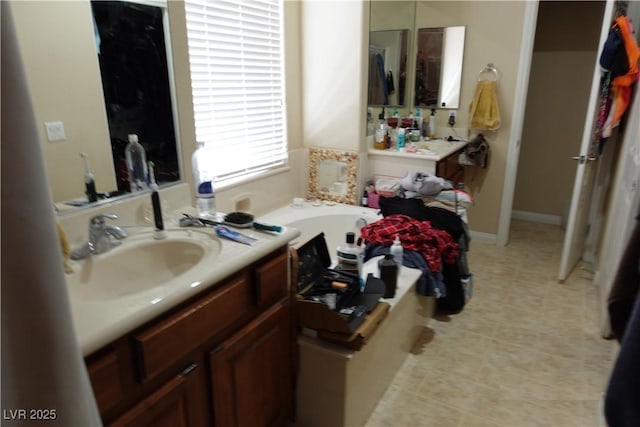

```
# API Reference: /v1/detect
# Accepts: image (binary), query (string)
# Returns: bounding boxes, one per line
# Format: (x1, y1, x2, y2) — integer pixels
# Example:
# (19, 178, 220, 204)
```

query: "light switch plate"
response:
(45, 121, 66, 142)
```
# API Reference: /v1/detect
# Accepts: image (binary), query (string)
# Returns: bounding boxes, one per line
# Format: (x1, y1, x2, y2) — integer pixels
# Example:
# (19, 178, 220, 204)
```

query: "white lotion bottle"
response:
(390, 235, 403, 268)
(192, 141, 216, 218)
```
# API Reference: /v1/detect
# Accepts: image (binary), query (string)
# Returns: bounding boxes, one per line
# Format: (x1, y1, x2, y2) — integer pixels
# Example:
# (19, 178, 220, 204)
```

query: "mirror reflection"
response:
(415, 26, 466, 109)
(11, 0, 181, 211)
(368, 30, 409, 106)
(308, 148, 359, 205)
(317, 159, 349, 195)
(367, 0, 468, 128)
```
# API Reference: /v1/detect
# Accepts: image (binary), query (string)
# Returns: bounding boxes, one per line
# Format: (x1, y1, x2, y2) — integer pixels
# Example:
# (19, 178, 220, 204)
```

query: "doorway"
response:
(513, 2, 605, 228)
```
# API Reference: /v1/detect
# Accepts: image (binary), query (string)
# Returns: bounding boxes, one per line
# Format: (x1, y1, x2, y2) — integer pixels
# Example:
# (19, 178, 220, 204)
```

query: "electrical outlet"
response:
(448, 111, 456, 126)
(45, 121, 66, 142)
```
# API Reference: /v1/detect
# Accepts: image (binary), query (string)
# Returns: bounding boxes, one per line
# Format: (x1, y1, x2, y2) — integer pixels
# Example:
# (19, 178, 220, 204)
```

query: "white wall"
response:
(300, 1, 368, 154)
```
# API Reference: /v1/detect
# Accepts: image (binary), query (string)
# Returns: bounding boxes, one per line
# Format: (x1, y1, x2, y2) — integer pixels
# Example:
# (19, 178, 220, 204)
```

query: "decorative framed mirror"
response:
(308, 148, 359, 205)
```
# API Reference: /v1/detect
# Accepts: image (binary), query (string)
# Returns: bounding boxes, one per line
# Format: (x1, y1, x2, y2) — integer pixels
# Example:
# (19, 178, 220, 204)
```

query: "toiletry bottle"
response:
(390, 235, 403, 268)
(148, 161, 166, 239)
(125, 134, 148, 191)
(374, 111, 387, 150)
(415, 108, 423, 131)
(421, 116, 429, 138)
(428, 109, 436, 138)
(337, 232, 362, 272)
(80, 152, 98, 203)
(367, 108, 375, 136)
(192, 141, 216, 218)
(378, 254, 398, 298)
(397, 128, 405, 150)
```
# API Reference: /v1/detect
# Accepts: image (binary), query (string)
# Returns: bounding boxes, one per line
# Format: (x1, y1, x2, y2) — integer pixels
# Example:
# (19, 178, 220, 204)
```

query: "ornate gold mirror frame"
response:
(308, 148, 359, 205)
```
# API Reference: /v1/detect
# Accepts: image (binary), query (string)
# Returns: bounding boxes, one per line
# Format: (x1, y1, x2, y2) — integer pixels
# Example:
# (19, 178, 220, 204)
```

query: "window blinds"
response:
(184, 0, 287, 184)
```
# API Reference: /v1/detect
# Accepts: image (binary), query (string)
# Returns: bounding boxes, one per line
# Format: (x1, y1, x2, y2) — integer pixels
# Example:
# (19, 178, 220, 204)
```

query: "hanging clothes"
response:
(367, 51, 388, 105)
(376, 54, 389, 105)
(601, 15, 640, 138)
(386, 70, 395, 95)
(469, 80, 501, 130)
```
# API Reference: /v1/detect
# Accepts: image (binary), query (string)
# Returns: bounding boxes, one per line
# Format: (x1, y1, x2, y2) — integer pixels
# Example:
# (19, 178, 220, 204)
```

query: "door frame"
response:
(496, 0, 539, 246)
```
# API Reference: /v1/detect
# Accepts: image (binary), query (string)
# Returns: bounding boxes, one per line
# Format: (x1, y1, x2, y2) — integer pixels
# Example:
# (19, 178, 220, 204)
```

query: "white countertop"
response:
(67, 212, 300, 356)
(368, 138, 467, 162)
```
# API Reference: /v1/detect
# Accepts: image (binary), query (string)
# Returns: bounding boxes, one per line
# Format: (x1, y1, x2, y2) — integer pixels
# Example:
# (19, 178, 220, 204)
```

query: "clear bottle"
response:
(125, 134, 148, 192)
(390, 235, 403, 268)
(367, 108, 375, 136)
(374, 111, 388, 150)
(428, 109, 437, 138)
(192, 141, 216, 218)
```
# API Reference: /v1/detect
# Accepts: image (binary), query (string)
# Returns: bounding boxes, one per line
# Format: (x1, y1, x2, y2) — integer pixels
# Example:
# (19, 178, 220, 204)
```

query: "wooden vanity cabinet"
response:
(85, 246, 293, 427)
(436, 148, 465, 184)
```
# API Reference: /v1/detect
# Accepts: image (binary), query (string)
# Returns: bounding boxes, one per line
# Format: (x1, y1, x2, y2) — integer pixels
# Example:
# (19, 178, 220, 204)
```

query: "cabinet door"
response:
(109, 364, 206, 427)
(210, 301, 292, 427)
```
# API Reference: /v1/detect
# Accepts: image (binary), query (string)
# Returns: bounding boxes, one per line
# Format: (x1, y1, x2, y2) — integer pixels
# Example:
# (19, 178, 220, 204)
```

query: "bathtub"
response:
(260, 200, 434, 427)
(259, 201, 382, 261)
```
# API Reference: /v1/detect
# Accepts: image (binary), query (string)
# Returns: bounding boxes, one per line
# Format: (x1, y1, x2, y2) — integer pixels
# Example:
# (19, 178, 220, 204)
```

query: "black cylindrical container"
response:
(378, 254, 398, 298)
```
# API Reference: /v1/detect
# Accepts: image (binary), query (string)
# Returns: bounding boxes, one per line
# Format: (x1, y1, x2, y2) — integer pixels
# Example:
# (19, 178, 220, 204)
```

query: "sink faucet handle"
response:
(90, 213, 119, 226)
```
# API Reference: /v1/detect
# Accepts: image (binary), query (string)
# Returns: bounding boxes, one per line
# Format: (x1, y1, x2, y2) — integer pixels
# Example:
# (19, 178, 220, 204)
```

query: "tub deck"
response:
(296, 261, 433, 427)
(260, 202, 434, 427)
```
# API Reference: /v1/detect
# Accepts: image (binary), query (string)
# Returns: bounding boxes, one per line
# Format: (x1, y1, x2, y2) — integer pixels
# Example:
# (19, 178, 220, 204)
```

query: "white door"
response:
(558, 0, 615, 281)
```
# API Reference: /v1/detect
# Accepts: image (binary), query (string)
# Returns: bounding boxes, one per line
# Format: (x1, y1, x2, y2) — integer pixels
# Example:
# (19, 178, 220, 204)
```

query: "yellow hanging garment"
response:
(469, 80, 501, 130)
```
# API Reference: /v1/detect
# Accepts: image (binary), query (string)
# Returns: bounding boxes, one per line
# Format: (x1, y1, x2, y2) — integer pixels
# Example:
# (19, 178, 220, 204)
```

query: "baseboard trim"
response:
(512, 210, 562, 225)
(469, 230, 497, 244)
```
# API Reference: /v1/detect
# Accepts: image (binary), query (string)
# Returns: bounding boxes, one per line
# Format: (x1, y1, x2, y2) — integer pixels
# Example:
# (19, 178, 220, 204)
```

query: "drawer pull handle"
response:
(180, 363, 198, 377)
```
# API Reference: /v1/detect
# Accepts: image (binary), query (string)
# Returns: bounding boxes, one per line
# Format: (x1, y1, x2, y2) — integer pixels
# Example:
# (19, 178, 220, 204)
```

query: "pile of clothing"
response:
(361, 196, 471, 314)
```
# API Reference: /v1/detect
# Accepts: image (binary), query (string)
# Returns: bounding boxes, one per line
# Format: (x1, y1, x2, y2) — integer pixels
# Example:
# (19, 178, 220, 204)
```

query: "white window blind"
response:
(184, 0, 287, 185)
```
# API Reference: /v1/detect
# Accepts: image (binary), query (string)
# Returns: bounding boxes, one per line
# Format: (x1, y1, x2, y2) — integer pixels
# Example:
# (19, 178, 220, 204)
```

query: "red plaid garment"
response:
(361, 214, 459, 273)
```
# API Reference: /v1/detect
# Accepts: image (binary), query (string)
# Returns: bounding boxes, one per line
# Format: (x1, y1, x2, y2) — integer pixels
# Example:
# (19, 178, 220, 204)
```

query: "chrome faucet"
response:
(71, 214, 128, 260)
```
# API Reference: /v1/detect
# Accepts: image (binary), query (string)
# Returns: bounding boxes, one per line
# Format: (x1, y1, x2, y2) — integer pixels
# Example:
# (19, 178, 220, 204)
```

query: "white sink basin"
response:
(66, 228, 221, 300)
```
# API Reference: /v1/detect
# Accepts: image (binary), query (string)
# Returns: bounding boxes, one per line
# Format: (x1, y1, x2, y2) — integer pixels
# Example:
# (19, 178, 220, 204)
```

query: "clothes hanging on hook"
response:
(600, 15, 640, 139)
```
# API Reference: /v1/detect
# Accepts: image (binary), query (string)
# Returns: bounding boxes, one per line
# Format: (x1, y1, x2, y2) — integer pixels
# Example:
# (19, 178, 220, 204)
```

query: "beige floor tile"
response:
(364, 220, 614, 427)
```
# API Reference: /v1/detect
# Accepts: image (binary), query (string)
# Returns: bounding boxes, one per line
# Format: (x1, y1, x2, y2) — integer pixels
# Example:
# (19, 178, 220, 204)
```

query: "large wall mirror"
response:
(368, 29, 409, 107)
(368, 0, 467, 121)
(414, 26, 465, 109)
(11, 0, 181, 212)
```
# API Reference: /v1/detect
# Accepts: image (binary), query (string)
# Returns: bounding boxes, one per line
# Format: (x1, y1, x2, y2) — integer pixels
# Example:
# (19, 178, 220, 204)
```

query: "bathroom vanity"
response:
(368, 138, 467, 183)
(65, 213, 300, 427)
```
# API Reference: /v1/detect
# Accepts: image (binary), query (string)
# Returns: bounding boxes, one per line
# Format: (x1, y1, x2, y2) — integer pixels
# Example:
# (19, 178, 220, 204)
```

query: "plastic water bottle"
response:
(390, 235, 403, 268)
(192, 141, 216, 218)
(125, 134, 148, 191)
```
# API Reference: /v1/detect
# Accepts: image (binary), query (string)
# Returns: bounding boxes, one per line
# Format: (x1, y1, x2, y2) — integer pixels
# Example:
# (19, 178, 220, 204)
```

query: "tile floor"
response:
(364, 219, 616, 427)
